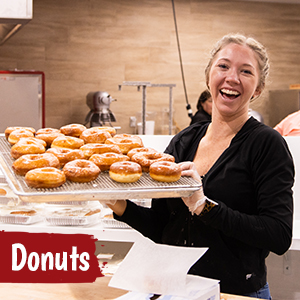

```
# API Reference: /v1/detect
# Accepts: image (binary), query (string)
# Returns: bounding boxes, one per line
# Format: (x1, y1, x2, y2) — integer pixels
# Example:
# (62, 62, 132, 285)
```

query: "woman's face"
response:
(202, 97, 212, 115)
(208, 43, 261, 119)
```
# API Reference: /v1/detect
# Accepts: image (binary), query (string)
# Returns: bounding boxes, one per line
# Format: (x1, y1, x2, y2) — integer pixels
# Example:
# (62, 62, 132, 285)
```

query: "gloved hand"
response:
(178, 161, 206, 215)
(99, 199, 118, 206)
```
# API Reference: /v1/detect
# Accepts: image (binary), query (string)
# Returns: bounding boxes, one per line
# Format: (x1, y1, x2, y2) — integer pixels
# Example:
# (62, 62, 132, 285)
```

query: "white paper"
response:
(115, 278, 220, 300)
(109, 237, 209, 297)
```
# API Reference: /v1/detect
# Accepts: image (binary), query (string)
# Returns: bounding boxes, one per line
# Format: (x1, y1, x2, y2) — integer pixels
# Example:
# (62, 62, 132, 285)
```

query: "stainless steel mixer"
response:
(85, 91, 117, 127)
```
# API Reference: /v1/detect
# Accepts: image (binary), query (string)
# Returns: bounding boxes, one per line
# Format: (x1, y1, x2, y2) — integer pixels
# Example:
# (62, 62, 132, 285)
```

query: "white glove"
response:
(178, 162, 206, 215)
(99, 199, 117, 206)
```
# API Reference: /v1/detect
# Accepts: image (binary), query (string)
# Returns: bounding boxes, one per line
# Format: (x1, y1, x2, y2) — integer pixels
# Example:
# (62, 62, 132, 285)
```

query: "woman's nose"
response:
(226, 69, 240, 84)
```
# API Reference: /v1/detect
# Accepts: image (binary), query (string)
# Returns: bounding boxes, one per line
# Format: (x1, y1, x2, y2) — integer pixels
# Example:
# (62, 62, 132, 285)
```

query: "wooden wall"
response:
(0, 0, 300, 134)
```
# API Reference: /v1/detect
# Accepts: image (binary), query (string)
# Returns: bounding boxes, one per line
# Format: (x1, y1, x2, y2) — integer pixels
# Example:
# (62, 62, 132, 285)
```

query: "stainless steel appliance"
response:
(85, 91, 117, 127)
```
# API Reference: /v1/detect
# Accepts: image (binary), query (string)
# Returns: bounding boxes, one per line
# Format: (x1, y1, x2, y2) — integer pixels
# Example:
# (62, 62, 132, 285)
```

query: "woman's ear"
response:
(252, 86, 262, 100)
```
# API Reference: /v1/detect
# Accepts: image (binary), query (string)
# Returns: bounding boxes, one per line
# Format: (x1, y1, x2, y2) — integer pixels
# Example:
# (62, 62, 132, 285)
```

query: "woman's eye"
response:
(242, 69, 252, 75)
(218, 64, 228, 69)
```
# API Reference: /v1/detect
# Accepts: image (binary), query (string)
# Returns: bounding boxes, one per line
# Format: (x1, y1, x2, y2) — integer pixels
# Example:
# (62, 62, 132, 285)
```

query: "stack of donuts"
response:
(4, 124, 181, 189)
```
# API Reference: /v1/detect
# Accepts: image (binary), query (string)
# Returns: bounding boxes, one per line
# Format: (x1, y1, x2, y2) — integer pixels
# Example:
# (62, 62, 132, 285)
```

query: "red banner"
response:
(0, 231, 103, 283)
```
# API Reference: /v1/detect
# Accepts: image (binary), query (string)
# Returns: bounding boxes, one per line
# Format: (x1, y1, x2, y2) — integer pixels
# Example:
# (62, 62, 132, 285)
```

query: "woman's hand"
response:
(178, 161, 206, 215)
(99, 199, 127, 216)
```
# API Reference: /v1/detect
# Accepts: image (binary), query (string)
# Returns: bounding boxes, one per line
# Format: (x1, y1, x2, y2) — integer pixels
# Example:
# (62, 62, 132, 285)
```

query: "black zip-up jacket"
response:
(115, 117, 294, 295)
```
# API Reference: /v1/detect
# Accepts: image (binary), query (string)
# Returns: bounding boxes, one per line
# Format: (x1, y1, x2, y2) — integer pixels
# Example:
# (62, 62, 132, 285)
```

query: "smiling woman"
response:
(106, 34, 294, 300)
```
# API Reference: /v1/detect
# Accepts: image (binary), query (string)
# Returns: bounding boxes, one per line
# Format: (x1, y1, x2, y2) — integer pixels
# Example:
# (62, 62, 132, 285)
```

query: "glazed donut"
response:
(25, 167, 66, 188)
(109, 161, 142, 183)
(46, 147, 85, 167)
(18, 137, 47, 148)
(5, 126, 35, 140)
(127, 147, 158, 159)
(80, 128, 112, 144)
(60, 123, 87, 137)
(89, 152, 130, 171)
(80, 143, 122, 159)
(131, 152, 175, 172)
(149, 161, 181, 182)
(63, 159, 100, 183)
(8, 128, 35, 145)
(11, 138, 46, 159)
(105, 134, 144, 154)
(10, 209, 37, 216)
(12, 153, 60, 176)
(51, 135, 84, 149)
(92, 126, 116, 137)
(36, 128, 65, 147)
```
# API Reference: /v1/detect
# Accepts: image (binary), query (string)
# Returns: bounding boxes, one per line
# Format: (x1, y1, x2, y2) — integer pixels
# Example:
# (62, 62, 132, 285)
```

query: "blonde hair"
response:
(205, 34, 269, 92)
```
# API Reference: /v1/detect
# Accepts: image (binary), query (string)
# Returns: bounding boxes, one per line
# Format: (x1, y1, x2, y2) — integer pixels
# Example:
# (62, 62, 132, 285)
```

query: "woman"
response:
(190, 89, 212, 125)
(106, 34, 294, 299)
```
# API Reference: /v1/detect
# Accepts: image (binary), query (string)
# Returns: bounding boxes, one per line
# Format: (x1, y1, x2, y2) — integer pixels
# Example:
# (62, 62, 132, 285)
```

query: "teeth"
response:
(221, 89, 240, 96)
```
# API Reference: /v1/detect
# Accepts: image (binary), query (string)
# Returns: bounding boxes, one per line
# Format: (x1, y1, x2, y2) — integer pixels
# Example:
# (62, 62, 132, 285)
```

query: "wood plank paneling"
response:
(0, 0, 300, 133)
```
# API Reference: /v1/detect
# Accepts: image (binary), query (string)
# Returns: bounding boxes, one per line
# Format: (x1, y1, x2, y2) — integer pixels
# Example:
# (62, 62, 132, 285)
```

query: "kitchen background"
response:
(1, 0, 300, 134)
(1, 1, 300, 299)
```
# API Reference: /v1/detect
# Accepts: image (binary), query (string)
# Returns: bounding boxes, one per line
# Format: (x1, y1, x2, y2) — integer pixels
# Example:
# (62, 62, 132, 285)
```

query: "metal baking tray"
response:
(0, 136, 201, 203)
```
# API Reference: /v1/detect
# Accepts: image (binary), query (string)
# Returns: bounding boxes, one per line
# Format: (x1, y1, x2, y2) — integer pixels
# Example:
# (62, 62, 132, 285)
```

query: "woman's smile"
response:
(208, 43, 261, 118)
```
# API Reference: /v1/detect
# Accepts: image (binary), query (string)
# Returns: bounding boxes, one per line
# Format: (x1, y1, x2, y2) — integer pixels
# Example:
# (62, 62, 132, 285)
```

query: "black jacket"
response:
(190, 109, 211, 125)
(115, 117, 294, 295)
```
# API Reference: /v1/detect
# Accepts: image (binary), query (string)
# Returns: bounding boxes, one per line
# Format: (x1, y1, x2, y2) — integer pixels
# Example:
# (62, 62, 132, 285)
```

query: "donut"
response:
(80, 143, 122, 159)
(51, 135, 84, 149)
(149, 161, 181, 182)
(5, 126, 35, 140)
(89, 152, 130, 171)
(12, 153, 60, 176)
(109, 161, 142, 183)
(46, 147, 85, 167)
(127, 147, 158, 159)
(36, 128, 65, 147)
(25, 167, 66, 188)
(10, 210, 37, 216)
(8, 128, 35, 145)
(131, 152, 175, 172)
(80, 128, 112, 144)
(92, 126, 116, 137)
(60, 123, 87, 137)
(105, 134, 144, 154)
(11, 138, 46, 159)
(63, 159, 100, 183)
(17, 137, 47, 148)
